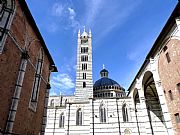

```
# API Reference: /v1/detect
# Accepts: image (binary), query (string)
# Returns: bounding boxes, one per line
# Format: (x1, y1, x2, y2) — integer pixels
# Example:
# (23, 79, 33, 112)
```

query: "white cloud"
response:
(68, 7, 80, 31)
(52, 3, 64, 17)
(85, 0, 104, 27)
(51, 73, 75, 89)
(47, 23, 58, 33)
(83, 0, 142, 45)
(68, 7, 76, 18)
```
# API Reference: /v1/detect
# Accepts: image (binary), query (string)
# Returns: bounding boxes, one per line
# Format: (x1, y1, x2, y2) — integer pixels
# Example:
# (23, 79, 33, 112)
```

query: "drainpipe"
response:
(67, 103, 71, 135)
(5, 51, 29, 134)
(40, 83, 51, 135)
(116, 98, 121, 135)
(53, 107, 57, 135)
(135, 108, 140, 135)
(92, 99, 95, 135)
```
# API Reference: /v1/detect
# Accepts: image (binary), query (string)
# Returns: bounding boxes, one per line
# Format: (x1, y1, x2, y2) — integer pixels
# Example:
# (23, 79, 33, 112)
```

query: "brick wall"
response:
(158, 38, 180, 135)
(0, 1, 52, 134)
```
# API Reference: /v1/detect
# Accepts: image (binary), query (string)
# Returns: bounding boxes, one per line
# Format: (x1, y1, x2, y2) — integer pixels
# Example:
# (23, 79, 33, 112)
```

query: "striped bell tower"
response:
(75, 27, 93, 101)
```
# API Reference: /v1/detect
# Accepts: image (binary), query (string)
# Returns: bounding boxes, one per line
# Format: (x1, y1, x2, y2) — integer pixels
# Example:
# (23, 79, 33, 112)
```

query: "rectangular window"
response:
(168, 90, 173, 100)
(83, 73, 86, 79)
(177, 83, 180, 95)
(166, 52, 171, 63)
(81, 47, 88, 53)
(81, 55, 88, 61)
(175, 113, 180, 123)
(83, 82, 86, 88)
(82, 63, 87, 70)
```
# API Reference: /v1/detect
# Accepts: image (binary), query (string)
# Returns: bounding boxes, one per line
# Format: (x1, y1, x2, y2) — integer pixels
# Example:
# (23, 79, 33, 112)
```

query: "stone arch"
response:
(142, 71, 167, 134)
(133, 88, 140, 108)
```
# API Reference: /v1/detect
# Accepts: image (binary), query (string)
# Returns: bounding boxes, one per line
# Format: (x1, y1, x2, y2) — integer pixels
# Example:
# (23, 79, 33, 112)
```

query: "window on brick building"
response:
(31, 49, 44, 102)
(59, 113, 65, 128)
(0, 0, 15, 53)
(177, 83, 180, 95)
(168, 90, 173, 100)
(76, 108, 82, 125)
(163, 45, 168, 52)
(165, 52, 171, 63)
(175, 113, 180, 123)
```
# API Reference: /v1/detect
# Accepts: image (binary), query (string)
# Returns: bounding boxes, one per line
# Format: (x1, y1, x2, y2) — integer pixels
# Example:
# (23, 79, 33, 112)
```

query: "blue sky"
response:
(26, 0, 178, 96)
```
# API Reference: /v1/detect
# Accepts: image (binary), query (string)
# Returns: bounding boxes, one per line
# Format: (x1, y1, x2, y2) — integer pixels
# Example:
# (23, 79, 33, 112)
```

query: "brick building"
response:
(0, 0, 57, 134)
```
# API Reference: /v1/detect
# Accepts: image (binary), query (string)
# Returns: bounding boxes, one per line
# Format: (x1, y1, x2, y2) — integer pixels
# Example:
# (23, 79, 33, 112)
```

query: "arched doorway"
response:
(142, 71, 167, 134)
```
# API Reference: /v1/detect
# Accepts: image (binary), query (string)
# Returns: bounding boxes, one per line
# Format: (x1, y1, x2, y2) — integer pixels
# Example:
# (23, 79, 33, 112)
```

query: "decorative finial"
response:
(103, 64, 105, 69)
(83, 26, 85, 32)
(78, 29, 80, 34)
(89, 29, 91, 33)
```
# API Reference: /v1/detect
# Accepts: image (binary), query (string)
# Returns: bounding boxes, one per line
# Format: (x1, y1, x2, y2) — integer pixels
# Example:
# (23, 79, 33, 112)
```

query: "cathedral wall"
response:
(90, 98, 139, 135)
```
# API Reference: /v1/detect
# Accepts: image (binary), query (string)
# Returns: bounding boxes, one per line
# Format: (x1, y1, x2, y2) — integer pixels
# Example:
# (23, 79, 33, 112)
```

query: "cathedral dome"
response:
(93, 67, 125, 97)
(94, 77, 121, 88)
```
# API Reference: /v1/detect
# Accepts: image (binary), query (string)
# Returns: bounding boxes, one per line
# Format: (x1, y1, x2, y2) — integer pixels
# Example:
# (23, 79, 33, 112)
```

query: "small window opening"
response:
(166, 52, 171, 63)
(168, 90, 173, 100)
(175, 113, 180, 123)
(163, 46, 168, 52)
(177, 83, 180, 95)
(83, 82, 86, 88)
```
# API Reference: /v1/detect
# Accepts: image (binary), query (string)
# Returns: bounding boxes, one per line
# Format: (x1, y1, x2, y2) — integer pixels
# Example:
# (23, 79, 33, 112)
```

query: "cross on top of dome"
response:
(100, 65, 109, 78)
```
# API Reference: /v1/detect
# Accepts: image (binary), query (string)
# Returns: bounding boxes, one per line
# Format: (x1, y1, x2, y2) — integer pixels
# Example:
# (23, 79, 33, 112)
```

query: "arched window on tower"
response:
(122, 104, 128, 122)
(0, 0, 15, 53)
(99, 103, 106, 123)
(76, 108, 82, 125)
(59, 112, 65, 128)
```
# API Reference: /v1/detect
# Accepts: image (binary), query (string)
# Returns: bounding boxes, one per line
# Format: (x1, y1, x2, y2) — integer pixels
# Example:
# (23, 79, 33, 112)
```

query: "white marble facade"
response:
(44, 23, 179, 134)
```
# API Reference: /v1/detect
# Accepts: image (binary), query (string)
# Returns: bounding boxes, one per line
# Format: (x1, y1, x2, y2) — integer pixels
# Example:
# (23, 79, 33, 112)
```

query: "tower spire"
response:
(83, 26, 85, 32)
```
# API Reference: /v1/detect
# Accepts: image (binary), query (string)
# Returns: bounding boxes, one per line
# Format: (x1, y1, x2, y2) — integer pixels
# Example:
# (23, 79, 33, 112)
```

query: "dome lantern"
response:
(100, 64, 108, 78)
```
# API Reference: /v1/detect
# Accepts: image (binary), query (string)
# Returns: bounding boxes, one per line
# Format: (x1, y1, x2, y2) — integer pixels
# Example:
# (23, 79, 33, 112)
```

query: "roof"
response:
(81, 31, 88, 37)
(19, 1, 57, 72)
(94, 77, 121, 88)
(127, 2, 180, 94)
(100, 69, 109, 73)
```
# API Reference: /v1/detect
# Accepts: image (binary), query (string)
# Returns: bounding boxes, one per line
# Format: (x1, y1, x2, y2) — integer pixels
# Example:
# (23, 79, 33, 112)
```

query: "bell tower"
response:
(75, 27, 93, 101)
